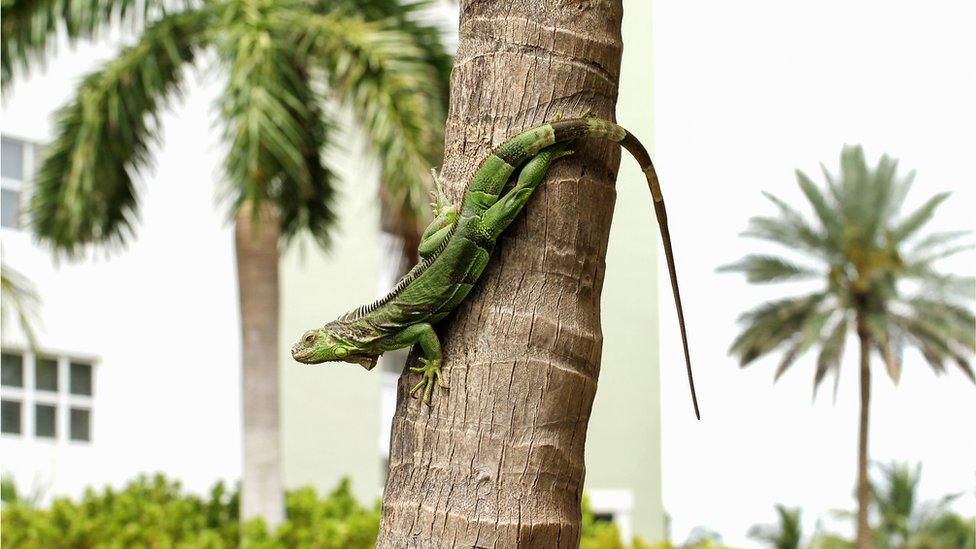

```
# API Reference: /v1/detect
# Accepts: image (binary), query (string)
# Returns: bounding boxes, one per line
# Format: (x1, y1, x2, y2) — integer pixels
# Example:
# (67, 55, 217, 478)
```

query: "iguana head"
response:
(291, 322, 378, 370)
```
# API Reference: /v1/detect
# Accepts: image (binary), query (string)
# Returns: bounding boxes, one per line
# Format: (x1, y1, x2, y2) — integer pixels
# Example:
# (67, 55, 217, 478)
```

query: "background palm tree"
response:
(814, 462, 975, 549)
(2, 0, 450, 527)
(868, 462, 973, 549)
(721, 145, 975, 549)
(0, 262, 39, 347)
(749, 504, 803, 549)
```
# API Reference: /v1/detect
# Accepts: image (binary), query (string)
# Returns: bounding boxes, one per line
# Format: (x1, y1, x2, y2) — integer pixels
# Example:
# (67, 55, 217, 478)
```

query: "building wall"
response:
(0, 45, 243, 500)
(587, 0, 665, 540)
(0, 0, 663, 541)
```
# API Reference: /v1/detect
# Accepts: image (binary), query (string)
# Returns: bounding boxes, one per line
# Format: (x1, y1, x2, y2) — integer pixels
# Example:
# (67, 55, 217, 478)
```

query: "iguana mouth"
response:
(349, 354, 378, 371)
(291, 346, 318, 364)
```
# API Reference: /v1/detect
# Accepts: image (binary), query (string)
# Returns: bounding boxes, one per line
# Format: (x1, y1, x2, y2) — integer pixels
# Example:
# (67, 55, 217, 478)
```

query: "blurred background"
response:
(1, 1, 973, 547)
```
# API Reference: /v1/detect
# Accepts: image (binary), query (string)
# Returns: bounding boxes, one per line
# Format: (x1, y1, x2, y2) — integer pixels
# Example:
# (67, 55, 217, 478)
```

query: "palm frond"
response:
(892, 312, 973, 380)
(296, 9, 447, 225)
(836, 145, 871, 238)
(814, 316, 848, 396)
(719, 254, 820, 284)
(906, 296, 975, 351)
(730, 293, 827, 367)
(0, 262, 40, 347)
(273, 65, 339, 247)
(27, 7, 211, 256)
(907, 243, 975, 264)
(217, 0, 338, 244)
(908, 230, 970, 255)
(748, 504, 803, 549)
(334, 0, 452, 106)
(795, 169, 842, 245)
(864, 311, 903, 384)
(742, 192, 830, 256)
(774, 308, 832, 381)
(890, 192, 950, 244)
(871, 462, 921, 544)
(904, 266, 975, 300)
(1, 0, 180, 86)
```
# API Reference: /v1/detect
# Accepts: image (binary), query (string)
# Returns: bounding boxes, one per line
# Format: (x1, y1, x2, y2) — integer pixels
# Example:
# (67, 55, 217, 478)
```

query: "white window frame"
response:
(1, 135, 38, 232)
(0, 346, 97, 444)
(587, 488, 635, 543)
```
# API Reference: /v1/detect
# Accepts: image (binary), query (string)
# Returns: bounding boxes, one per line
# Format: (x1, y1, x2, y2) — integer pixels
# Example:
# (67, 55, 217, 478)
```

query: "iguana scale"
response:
(291, 116, 700, 418)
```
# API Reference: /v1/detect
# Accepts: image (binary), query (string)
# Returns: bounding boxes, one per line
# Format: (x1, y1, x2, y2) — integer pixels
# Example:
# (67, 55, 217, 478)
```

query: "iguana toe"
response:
(408, 358, 447, 405)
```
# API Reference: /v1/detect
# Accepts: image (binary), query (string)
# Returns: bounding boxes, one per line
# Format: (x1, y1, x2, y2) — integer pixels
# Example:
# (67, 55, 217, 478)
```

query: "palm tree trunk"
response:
(376, 1, 624, 546)
(235, 202, 285, 528)
(855, 313, 872, 549)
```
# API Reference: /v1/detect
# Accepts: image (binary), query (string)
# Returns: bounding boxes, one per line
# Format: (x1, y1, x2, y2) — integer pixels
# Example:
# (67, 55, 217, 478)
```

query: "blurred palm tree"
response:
(721, 146, 975, 549)
(815, 462, 975, 549)
(0, 262, 39, 347)
(869, 462, 973, 549)
(2, 0, 450, 527)
(749, 504, 803, 549)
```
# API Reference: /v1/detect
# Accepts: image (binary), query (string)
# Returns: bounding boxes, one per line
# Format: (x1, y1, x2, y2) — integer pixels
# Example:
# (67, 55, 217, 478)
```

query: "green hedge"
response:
(1, 475, 656, 548)
(1, 474, 378, 548)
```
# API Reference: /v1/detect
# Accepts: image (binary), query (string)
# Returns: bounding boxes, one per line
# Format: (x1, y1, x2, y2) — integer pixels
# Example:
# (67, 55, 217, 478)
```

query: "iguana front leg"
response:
(389, 323, 447, 403)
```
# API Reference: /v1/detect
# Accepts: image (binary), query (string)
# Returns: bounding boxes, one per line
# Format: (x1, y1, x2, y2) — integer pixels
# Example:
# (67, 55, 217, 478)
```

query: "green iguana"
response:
(291, 116, 700, 418)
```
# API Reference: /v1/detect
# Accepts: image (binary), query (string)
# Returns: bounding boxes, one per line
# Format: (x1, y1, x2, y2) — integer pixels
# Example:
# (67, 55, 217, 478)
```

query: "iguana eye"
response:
(304, 333, 315, 344)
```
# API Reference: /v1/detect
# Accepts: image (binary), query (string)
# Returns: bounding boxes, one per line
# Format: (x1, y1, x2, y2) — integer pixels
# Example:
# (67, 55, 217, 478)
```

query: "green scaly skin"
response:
(291, 116, 700, 418)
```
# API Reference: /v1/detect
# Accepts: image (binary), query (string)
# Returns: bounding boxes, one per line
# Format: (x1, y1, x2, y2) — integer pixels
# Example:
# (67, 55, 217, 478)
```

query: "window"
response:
(70, 408, 91, 442)
(587, 489, 635, 544)
(1, 399, 22, 434)
(70, 362, 92, 396)
(35, 403, 56, 438)
(1, 138, 24, 179)
(0, 348, 95, 443)
(1, 136, 38, 230)
(35, 357, 58, 392)
(2, 352, 24, 387)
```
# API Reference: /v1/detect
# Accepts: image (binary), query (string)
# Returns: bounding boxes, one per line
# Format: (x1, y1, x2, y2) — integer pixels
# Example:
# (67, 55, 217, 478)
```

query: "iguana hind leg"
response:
(418, 208, 457, 257)
(418, 168, 458, 258)
(481, 144, 573, 239)
(389, 322, 447, 404)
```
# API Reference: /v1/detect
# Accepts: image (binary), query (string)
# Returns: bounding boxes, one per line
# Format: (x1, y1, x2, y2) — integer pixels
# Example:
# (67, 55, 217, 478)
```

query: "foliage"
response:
(0, 474, 380, 548)
(721, 145, 974, 390)
(4, 475, 674, 548)
(2, 0, 451, 256)
(749, 504, 803, 549)
(1, 473, 44, 508)
(580, 494, 629, 549)
(812, 462, 976, 549)
(0, 262, 39, 347)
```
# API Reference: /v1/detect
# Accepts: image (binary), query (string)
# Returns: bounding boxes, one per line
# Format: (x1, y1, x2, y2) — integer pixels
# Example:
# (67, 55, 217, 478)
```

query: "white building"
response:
(2, 0, 667, 541)
(1, 46, 243, 498)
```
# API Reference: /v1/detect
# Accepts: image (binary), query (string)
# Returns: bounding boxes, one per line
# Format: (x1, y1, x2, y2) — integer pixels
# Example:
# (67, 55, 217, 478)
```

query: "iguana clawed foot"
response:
(408, 357, 448, 404)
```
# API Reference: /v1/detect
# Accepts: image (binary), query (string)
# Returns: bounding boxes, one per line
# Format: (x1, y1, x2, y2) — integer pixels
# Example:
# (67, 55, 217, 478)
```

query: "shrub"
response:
(1, 474, 378, 548)
(1, 474, 674, 548)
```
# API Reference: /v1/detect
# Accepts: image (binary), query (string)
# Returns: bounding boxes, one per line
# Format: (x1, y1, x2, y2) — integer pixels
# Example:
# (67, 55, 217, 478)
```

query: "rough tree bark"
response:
(378, 1, 624, 546)
(235, 203, 285, 528)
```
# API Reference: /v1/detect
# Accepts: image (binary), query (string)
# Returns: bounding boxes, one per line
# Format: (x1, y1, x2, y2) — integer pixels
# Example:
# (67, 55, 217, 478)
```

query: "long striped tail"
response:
(494, 117, 701, 419)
